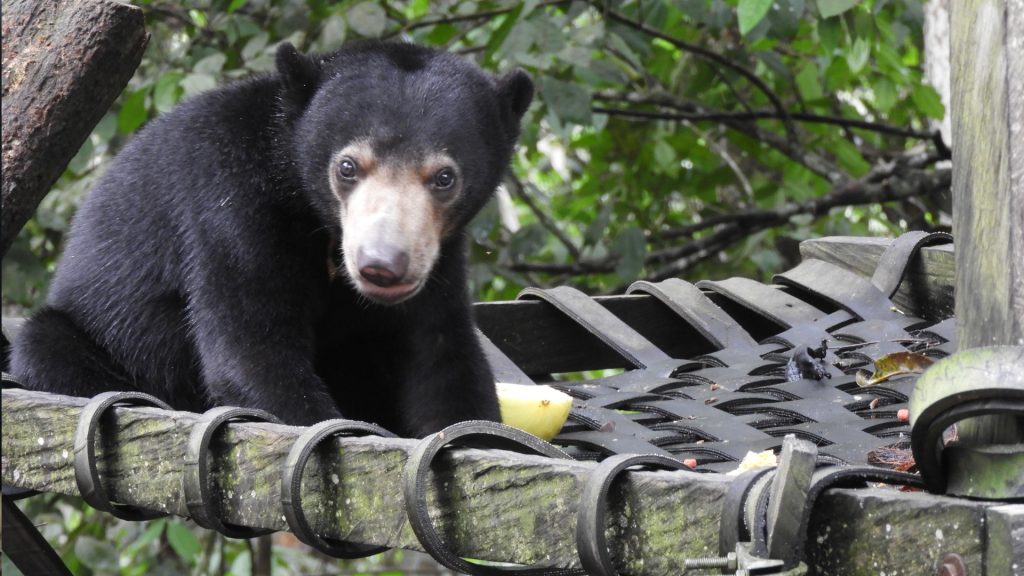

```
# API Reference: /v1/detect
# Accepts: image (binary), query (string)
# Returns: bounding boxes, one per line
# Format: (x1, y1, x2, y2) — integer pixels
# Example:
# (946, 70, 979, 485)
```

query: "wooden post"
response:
(1, 0, 148, 256)
(949, 0, 1024, 441)
(951, 0, 1024, 347)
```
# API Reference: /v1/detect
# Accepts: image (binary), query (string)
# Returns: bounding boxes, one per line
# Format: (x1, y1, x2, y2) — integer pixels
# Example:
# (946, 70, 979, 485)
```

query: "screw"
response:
(938, 553, 967, 576)
(684, 552, 738, 572)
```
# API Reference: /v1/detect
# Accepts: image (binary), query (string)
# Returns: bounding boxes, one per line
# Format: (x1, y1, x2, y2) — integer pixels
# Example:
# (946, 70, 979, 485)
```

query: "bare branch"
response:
(383, 0, 571, 40)
(504, 174, 581, 260)
(592, 91, 845, 183)
(504, 166, 951, 280)
(591, 104, 942, 142)
(597, 5, 799, 144)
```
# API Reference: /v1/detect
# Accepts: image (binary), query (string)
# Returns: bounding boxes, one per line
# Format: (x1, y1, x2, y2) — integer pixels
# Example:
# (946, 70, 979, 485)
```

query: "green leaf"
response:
(584, 202, 614, 246)
(118, 89, 148, 134)
(831, 138, 871, 176)
(653, 139, 676, 172)
(538, 76, 591, 125)
(911, 84, 945, 119)
(227, 0, 248, 14)
(816, 0, 861, 18)
(613, 226, 646, 280)
(194, 53, 227, 75)
(75, 536, 120, 573)
(181, 73, 217, 97)
(872, 78, 897, 112)
(795, 63, 823, 101)
(738, 0, 773, 35)
(154, 71, 184, 114)
(188, 9, 208, 27)
(483, 4, 525, 65)
(242, 32, 269, 61)
(67, 137, 94, 176)
(846, 37, 870, 74)
(123, 519, 166, 559)
(347, 2, 387, 37)
(316, 14, 347, 52)
(167, 521, 201, 562)
(405, 0, 429, 19)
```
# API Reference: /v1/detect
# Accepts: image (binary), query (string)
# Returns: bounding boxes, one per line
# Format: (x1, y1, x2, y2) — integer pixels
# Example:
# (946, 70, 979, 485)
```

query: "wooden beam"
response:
(1, 0, 148, 256)
(1, 389, 726, 574)
(950, 0, 1024, 348)
(477, 238, 955, 375)
(1, 388, 997, 575)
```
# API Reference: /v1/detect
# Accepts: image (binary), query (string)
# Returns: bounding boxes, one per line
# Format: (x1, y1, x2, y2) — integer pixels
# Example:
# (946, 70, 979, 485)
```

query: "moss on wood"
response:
(2, 389, 1001, 574)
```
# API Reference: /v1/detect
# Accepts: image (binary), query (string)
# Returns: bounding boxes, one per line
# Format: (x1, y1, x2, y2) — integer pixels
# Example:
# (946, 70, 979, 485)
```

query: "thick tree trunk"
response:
(1, 0, 148, 256)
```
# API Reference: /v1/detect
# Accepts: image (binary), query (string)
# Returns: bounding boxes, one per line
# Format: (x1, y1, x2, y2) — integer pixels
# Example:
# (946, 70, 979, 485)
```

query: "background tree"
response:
(1, 0, 949, 314)
(1, 1, 949, 572)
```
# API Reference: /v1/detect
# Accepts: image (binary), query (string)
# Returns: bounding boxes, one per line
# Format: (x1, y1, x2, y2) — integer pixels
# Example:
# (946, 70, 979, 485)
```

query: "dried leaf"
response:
(856, 351, 934, 387)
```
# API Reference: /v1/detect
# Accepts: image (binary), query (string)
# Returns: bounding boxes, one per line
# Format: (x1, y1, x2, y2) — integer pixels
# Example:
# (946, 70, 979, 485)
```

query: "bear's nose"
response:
(357, 245, 410, 288)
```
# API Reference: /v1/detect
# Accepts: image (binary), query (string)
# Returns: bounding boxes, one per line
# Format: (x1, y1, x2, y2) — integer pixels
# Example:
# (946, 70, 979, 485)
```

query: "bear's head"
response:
(276, 42, 532, 305)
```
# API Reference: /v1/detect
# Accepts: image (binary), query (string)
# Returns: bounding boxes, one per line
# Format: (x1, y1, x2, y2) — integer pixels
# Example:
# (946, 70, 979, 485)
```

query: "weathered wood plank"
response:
(951, 0, 1024, 348)
(807, 488, 989, 575)
(799, 236, 955, 320)
(1, 388, 726, 574)
(1, 388, 998, 575)
(1, 0, 148, 256)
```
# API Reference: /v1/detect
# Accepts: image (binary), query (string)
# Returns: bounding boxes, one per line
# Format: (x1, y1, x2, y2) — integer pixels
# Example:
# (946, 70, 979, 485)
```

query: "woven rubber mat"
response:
(481, 232, 955, 472)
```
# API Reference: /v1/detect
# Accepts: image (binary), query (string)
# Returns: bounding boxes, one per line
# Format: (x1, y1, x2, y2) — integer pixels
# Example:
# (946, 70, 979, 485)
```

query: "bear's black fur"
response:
(10, 42, 533, 437)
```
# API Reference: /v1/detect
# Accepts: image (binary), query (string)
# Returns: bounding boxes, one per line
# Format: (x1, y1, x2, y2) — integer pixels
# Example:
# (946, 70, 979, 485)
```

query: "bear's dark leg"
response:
(10, 308, 137, 398)
(183, 234, 342, 425)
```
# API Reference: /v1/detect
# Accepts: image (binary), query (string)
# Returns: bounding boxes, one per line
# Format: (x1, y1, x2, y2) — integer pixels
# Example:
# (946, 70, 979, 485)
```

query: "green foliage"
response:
(5, 495, 418, 575)
(2, 0, 949, 313)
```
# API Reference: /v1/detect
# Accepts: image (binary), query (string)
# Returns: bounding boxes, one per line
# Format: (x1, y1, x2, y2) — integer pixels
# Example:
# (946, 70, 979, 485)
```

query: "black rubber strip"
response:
(73, 391, 173, 520)
(3, 496, 72, 576)
(184, 406, 283, 538)
(281, 418, 395, 558)
(718, 467, 775, 556)
(403, 420, 581, 576)
(2, 371, 25, 389)
(870, 231, 953, 299)
(518, 286, 676, 374)
(576, 453, 692, 576)
(911, 397, 1024, 493)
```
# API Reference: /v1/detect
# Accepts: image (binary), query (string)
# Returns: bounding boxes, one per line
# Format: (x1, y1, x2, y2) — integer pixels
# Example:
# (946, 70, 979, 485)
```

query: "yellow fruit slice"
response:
(495, 382, 573, 441)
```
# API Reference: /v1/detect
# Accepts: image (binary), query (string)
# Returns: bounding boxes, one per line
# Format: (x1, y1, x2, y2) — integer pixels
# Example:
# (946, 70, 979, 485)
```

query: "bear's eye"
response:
(337, 158, 358, 181)
(433, 168, 456, 190)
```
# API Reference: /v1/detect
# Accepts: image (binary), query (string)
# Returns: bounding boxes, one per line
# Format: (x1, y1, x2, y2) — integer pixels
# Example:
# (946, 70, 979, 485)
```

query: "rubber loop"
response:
(403, 420, 581, 575)
(281, 418, 395, 558)
(718, 467, 775, 556)
(575, 453, 692, 576)
(184, 406, 283, 538)
(73, 391, 172, 520)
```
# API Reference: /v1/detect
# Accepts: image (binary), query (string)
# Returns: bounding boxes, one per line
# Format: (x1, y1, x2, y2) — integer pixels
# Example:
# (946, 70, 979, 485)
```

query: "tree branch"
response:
(505, 174, 581, 260)
(504, 165, 951, 281)
(592, 90, 845, 183)
(591, 103, 943, 142)
(383, 0, 571, 39)
(597, 5, 799, 144)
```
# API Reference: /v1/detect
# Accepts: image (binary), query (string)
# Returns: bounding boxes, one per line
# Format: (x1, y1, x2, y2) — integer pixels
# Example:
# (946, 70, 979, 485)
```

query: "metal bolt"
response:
(684, 552, 738, 572)
(938, 553, 967, 576)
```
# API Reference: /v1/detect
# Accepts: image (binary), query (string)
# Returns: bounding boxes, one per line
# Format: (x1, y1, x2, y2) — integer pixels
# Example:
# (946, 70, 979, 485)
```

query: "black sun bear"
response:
(10, 42, 533, 437)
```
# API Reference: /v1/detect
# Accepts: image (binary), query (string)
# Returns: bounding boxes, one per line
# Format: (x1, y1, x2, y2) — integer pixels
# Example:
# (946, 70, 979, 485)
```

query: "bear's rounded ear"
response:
(276, 42, 322, 109)
(497, 69, 534, 121)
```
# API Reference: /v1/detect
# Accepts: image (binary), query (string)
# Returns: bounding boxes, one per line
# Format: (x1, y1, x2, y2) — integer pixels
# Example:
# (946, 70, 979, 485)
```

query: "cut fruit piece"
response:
(495, 382, 573, 441)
